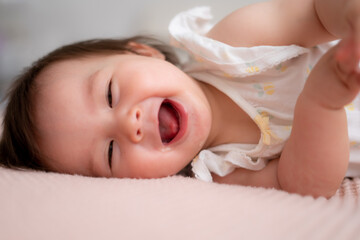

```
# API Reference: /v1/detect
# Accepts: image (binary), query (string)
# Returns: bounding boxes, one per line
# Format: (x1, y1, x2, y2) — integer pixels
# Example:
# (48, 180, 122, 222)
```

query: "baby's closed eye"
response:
(107, 79, 113, 108)
(108, 140, 114, 170)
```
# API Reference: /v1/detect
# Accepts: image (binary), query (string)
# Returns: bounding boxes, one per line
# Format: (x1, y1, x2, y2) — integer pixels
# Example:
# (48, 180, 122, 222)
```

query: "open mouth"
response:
(158, 100, 180, 144)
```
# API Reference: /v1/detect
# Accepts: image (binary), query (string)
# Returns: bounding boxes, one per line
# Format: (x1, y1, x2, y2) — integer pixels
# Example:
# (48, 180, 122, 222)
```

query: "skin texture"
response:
(35, 0, 360, 197)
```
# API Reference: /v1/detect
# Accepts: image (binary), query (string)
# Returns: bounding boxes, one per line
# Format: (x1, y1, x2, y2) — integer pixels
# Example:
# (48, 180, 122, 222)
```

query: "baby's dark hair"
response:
(0, 35, 192, 176)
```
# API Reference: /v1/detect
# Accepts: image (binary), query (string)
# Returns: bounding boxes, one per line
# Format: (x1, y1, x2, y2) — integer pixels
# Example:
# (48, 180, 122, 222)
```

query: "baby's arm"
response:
(278, 0, 360, 197)
(278, 42, 360, 197)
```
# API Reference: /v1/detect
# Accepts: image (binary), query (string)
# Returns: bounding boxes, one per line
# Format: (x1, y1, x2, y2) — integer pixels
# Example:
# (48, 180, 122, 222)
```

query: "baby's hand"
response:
(302, 39, 360, 110)
(327, 0, 360, 108)
(334, 35, 360, 105)
(336, 36, 360, 74)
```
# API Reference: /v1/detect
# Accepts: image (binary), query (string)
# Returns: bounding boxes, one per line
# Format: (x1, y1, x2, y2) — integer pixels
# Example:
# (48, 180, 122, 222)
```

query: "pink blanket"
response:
(0, 167, 359, 240)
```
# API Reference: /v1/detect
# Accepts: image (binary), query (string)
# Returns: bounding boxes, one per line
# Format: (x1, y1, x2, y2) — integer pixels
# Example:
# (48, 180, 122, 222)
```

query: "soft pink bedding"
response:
(0, 166, 359, 240)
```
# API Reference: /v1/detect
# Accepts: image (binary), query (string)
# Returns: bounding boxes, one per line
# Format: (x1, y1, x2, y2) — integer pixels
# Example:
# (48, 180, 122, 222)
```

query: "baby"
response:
(1, 0, 360, 198)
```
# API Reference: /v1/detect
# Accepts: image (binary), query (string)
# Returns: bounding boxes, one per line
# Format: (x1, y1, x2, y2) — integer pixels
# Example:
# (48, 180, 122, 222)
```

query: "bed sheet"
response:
(0, 166, 359, 240)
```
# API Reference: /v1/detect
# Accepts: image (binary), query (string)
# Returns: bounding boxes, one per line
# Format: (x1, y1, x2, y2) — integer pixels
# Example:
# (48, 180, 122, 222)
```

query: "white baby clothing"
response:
(168, 6, 360, 181)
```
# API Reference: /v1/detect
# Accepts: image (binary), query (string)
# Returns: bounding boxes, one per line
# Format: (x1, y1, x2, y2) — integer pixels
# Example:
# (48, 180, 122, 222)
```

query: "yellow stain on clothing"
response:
(259, 111, 269, 118)
(345, 103, 355, 111)
(263, 83, 275, 95)
(275, 63, 288, 72)
(280, 66, 288, 72)
(194, 55, 205, 63)
(306, 64, 313, 75)
(258, 111, 274, 121)
(350, 141, 360, 148)
(253, 83, 275, 96)
(222, 72, 234, 78)
(254, 115, 280, 145)
(246, 66, 260, 73)
(283, 125, 292, 131)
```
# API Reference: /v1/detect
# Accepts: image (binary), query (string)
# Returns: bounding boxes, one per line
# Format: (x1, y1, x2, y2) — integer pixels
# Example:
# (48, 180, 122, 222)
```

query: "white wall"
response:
(0, 0, 260, 96)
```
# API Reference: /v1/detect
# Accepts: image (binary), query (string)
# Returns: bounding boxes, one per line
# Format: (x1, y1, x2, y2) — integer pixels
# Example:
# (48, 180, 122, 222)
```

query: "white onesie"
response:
(168, 6, 360, 181)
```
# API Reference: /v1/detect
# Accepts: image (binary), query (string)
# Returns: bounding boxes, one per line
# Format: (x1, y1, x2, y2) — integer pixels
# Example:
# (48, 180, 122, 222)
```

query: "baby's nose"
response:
(126, 107, 143, 143)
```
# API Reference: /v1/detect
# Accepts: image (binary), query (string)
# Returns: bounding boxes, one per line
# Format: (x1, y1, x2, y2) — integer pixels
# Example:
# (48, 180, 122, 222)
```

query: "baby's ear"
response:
(127, 42, 165, 60)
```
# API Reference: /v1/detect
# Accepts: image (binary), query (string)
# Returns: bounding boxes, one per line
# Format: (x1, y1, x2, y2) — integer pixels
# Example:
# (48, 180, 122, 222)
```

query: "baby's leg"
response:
(278, 41, 360, 197)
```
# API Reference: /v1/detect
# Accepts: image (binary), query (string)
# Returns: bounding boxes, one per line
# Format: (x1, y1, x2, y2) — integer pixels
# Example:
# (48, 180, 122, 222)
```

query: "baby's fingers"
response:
(334, 41, 360, 102)
(336, 37, 360, 74)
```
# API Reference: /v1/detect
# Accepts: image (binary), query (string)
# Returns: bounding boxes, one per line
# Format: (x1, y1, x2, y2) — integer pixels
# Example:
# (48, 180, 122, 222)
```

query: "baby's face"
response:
(34, 52, 212, 178)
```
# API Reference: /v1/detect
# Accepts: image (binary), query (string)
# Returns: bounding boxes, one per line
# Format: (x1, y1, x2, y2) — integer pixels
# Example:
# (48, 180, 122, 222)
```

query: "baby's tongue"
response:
(158, 102, 179, 143)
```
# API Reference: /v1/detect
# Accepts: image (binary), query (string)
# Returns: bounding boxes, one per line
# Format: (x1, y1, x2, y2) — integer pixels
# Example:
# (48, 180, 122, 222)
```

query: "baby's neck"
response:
(199, 82, 260, 149)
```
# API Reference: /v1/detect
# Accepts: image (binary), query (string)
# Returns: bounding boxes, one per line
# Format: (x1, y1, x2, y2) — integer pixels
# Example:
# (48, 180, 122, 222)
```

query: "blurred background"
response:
(0, 0, 259, 99)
